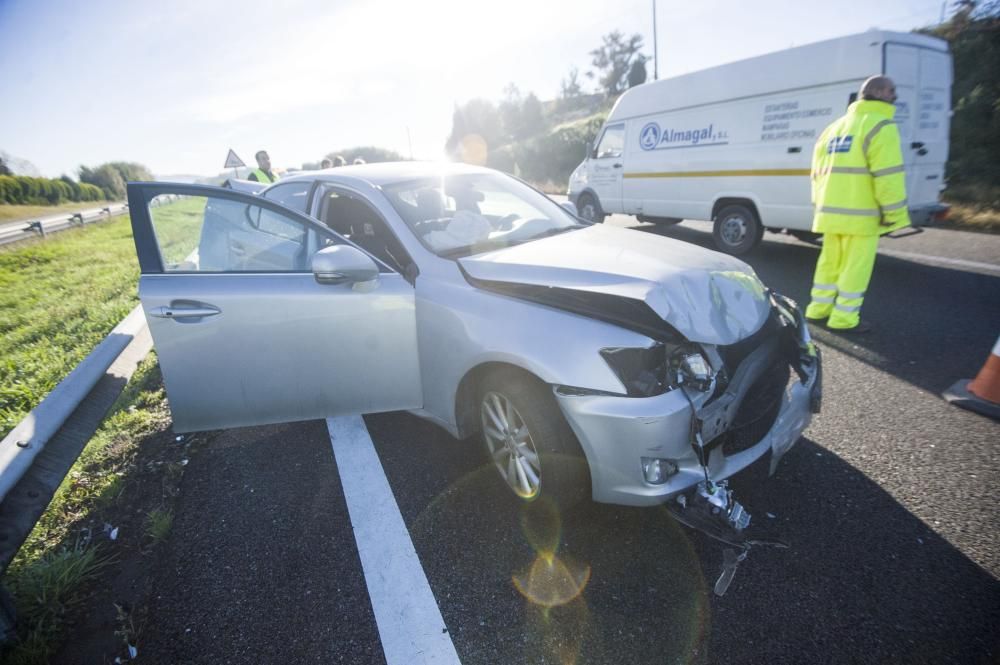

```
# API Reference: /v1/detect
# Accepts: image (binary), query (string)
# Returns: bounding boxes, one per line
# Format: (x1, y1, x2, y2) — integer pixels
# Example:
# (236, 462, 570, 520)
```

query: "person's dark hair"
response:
(255, 150, 268, 161)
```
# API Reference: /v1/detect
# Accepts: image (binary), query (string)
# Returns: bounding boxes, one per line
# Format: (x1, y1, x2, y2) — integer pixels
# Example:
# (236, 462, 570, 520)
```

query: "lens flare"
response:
(458, 133, 488, 166)
(513, 553, 591, 608)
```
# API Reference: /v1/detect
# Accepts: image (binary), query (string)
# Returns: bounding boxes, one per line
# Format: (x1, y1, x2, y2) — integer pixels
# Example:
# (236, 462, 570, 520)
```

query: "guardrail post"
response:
(26, 221, 44, 237)
(70, 212, 84, 226)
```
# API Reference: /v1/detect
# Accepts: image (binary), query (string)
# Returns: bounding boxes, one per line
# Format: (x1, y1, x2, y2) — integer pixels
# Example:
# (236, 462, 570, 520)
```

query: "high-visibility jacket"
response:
(811, 100, 911, 236)
(250, 168, 278, 184)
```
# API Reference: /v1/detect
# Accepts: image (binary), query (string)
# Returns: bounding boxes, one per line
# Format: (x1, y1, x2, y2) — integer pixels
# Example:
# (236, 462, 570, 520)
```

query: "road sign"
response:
(224, 149, 245, 169)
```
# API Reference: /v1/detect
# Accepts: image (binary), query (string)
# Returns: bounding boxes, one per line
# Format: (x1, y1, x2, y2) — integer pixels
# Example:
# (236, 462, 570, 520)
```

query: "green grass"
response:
(0, 201, 118, 225)
(3, 356, 170, 664)
(3, 543, 115, 665)
(0, 197, 205, 440)
(144, 507, 174, 545)
(0, 218, 141, 438)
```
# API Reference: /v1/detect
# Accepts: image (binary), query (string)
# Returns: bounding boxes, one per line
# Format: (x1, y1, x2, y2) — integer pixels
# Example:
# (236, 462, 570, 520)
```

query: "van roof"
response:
(608, 30, 949, 121)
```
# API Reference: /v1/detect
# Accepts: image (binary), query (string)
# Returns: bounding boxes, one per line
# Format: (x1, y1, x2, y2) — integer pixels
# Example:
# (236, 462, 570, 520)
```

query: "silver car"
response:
(128, 162, 820, 522)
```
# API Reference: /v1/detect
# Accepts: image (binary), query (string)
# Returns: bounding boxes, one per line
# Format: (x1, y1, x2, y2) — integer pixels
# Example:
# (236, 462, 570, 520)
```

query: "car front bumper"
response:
(555, 300, 821, 507)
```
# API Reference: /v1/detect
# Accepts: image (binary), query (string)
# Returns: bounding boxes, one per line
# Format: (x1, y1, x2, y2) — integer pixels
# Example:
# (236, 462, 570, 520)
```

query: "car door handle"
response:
(231, 242, 246, 256)
(149, 305, 221, 319)
(787, 146, 802, 153)
(910, 141, 925, 149)
(612, 163, 622, 168)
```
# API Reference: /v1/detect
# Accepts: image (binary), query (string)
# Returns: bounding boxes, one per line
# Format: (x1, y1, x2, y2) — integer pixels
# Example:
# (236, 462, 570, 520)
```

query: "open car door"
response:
(127, 182, 422, 432)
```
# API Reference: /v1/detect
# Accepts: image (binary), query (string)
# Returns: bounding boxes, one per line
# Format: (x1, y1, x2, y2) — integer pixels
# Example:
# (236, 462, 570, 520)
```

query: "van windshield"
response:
(382, 173, 582, 257)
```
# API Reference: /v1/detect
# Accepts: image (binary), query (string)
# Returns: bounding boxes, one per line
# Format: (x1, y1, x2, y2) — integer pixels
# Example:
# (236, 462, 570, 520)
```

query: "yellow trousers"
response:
(805, 233, 879, 329)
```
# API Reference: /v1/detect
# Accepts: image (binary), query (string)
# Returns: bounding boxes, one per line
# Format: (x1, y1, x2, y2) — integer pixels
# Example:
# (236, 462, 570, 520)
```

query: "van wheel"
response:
(576, 193, 605, 223)
(712, 204, 763, 255)
(478, 369, 589, 509)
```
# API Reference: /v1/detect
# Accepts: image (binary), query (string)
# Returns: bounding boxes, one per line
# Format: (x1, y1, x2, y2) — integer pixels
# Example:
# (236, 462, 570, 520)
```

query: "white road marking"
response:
(326, 416, 461, 665)
(875, 248, 1000, 274)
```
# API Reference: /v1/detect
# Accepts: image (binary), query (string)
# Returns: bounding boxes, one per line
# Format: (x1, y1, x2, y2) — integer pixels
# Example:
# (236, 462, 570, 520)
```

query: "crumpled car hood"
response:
(458, 224, 771, 345)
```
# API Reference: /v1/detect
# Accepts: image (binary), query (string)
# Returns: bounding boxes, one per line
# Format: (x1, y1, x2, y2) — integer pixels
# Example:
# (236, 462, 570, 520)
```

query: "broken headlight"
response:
(670, 346, 718, 393)
(600, 344, 669, 397)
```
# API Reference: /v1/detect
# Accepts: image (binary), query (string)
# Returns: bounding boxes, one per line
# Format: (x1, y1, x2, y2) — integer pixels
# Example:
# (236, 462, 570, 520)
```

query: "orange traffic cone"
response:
(944, 335, 1000, 420)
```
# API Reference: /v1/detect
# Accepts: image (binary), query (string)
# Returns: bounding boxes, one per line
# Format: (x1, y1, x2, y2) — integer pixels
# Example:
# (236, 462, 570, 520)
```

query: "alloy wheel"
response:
(481, 391, 542, 499)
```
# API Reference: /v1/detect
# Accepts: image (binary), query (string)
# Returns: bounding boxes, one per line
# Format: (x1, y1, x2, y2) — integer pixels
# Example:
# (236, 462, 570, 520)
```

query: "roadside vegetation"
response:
(0, 201, 120, 225)
(0, 198, 205, 663)
(2, 356, 182, 665)
(0, 217, 140, 439)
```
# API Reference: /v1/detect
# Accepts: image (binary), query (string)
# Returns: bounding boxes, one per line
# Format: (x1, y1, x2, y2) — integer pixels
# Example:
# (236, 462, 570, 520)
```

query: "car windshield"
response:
(381, 173, 582, 257)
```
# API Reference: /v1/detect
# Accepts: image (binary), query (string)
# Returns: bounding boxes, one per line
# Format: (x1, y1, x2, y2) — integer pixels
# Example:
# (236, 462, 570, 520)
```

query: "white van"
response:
(567, 30, 952, 255)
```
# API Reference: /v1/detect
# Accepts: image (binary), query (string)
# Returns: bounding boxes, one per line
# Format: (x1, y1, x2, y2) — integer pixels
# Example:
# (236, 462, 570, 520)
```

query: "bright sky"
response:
(0, 0, 944, 178)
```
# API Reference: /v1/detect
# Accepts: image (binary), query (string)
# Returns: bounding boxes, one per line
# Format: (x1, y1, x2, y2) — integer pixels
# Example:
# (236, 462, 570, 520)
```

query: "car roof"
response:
(271, 161, 497, 189)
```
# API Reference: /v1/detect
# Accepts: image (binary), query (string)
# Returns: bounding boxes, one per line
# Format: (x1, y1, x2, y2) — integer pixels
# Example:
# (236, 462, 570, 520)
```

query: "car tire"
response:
(576, 193, 606, 223)
(712, 203, 764, 256)
(478, 369, 590, 510)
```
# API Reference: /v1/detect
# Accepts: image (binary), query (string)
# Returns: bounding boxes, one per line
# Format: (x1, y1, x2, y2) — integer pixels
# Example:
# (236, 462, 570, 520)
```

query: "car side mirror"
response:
(311, 245, 379, 285)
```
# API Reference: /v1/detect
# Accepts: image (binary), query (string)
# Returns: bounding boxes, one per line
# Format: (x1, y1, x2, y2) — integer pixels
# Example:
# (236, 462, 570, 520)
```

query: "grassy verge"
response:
(0, 217, 140, 439)
(2, 355, 174, 664)
(942, 201, 1000, 233)
(0, 202, 117, 225)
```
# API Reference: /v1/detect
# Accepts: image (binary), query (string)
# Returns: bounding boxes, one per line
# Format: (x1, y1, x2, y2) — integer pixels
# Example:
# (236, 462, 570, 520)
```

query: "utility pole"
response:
(652, 0, 659, 80)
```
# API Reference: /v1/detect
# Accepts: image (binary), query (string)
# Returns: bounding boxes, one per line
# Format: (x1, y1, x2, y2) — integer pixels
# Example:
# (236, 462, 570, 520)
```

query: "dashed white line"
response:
(326, 416, 461, 665)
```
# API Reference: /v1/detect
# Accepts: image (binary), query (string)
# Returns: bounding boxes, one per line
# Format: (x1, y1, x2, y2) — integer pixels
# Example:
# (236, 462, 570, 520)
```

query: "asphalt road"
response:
(138, 218, 999, 664)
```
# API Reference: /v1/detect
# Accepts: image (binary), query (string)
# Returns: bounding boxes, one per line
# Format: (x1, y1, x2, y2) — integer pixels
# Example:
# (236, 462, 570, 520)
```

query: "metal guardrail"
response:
(0, 306, 153, 641)
(0, 203, 130, 246)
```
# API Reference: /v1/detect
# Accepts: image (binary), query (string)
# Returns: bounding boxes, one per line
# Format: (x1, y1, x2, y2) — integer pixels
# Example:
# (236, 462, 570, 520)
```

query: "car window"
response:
(261, 181, 311, 212)
(146, 193, 325, 272)
(382, 172, 582, 257)
(595, 124, 625, 159)
(315, 187, 411, 273)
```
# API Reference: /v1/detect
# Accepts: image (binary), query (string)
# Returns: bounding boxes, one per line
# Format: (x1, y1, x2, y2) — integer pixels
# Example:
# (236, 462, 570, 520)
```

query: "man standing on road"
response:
(805, 75, 911, 333)
(248, 150, 279, 184)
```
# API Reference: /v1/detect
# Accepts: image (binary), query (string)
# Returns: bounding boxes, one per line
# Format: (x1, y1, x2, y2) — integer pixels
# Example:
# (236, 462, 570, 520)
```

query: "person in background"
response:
(353, 157, 366, 165)
(805, 75, 910, 334)
(332, 155, 347, 167)
(248, 150, 279, 183)
(320, 158, 333, 169)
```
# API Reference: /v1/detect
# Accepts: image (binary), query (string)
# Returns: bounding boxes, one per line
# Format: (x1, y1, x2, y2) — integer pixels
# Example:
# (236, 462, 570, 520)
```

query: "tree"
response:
(520, 93, 545, 138)
(499, 83, 524, 140)
(80, 164, 126, 200)
(919, 1, 1000, 202)
(560, 67, 583, 100)
(589, 31, 645, 97)
(445, 99, 504, 158)
(0, 157, 10, 177)
(627, 55, 648, 88)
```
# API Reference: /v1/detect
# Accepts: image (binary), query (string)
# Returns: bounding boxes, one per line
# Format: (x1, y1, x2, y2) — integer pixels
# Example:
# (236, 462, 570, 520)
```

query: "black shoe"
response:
(805, 315, 828, 324)
(828, 320, 872, 334)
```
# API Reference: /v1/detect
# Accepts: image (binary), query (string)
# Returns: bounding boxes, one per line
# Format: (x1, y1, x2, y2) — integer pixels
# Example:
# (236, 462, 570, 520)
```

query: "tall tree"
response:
(627, 55, 648, 88)
(589, 31, 645, 96)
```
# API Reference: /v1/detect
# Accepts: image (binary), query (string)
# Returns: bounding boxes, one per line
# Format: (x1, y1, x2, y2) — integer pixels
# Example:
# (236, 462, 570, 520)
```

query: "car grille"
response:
(717, 358, 789, 456)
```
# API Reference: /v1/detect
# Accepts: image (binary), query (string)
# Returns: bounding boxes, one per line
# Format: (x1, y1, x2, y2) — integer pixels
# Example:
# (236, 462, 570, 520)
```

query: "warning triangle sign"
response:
(224, 149, 246, 169)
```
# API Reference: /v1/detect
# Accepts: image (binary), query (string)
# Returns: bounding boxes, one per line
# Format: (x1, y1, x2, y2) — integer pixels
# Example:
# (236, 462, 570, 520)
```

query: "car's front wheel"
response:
(576, 193, 605, 223)
(478, 370, 589, 509)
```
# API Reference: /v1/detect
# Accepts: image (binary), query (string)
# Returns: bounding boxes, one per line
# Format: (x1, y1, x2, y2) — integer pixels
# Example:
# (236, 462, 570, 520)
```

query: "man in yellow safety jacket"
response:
(248, 150, 279, 184)
(805, 75, 911, 333)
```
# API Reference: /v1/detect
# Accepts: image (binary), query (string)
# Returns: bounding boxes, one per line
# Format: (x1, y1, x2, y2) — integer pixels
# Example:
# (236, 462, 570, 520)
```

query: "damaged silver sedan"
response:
(128, 163, 821, 532)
